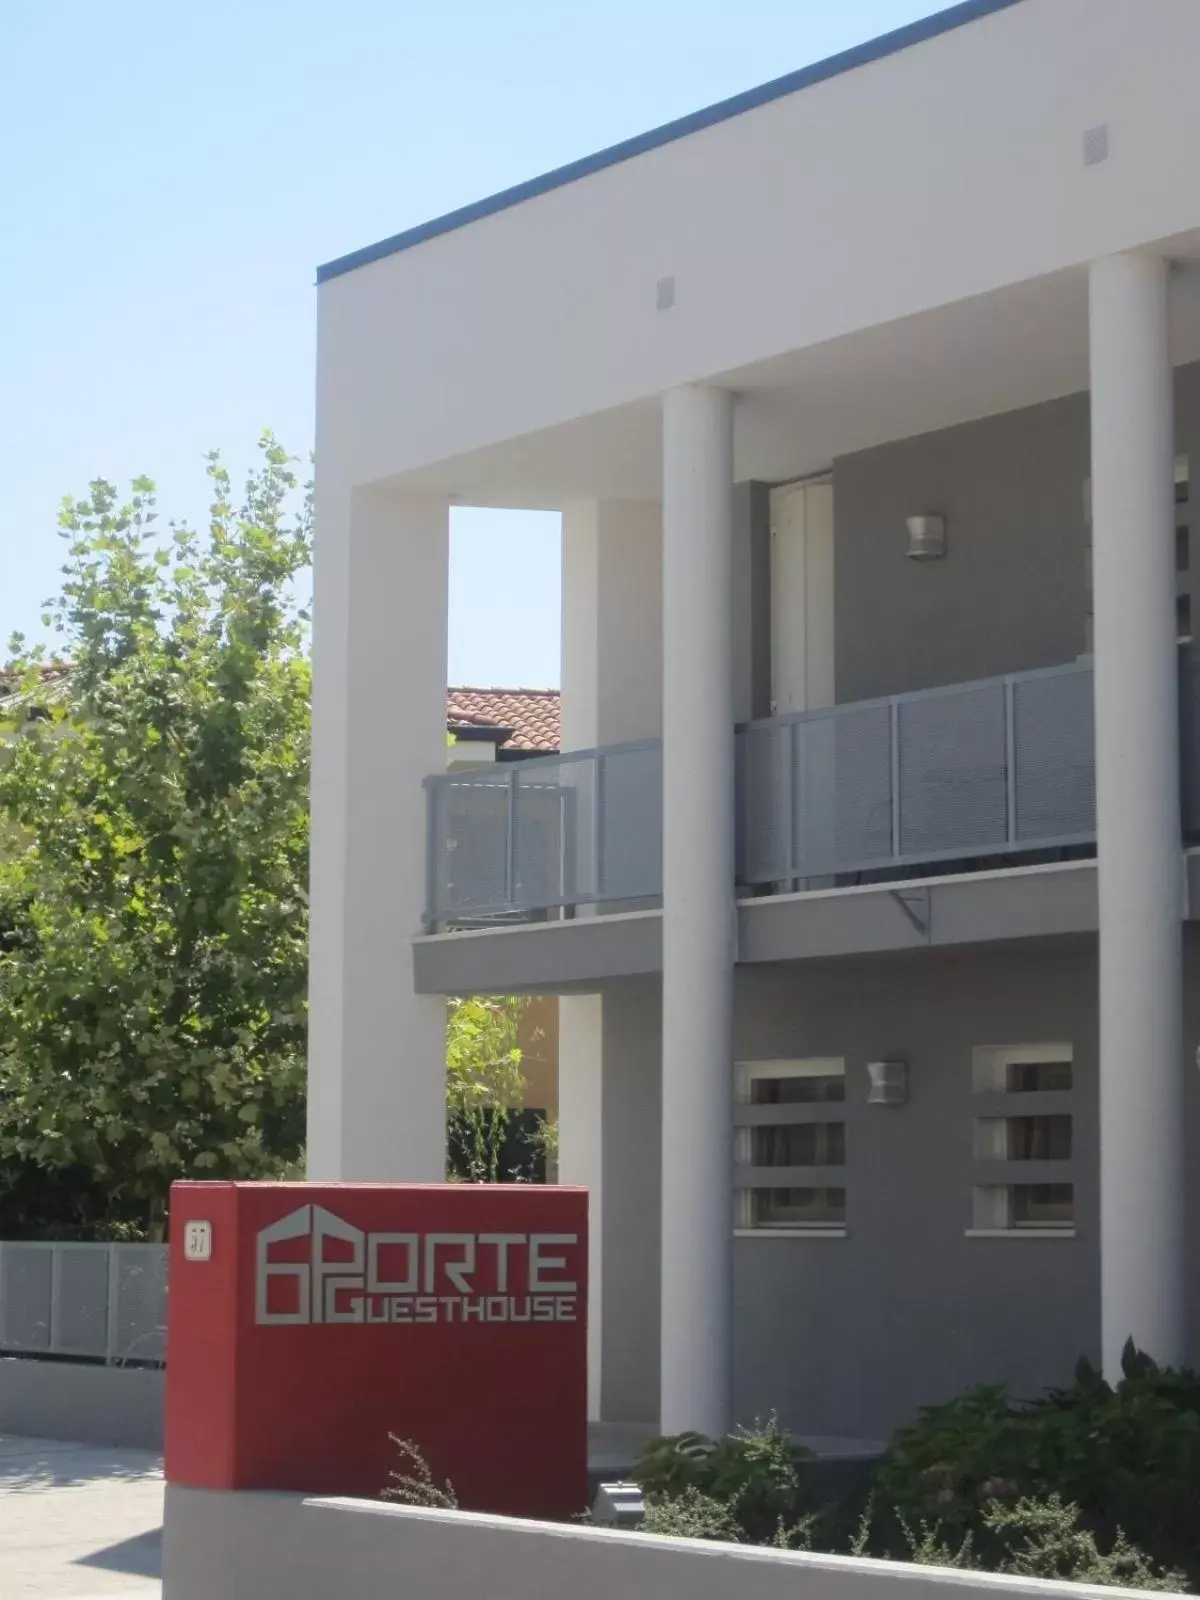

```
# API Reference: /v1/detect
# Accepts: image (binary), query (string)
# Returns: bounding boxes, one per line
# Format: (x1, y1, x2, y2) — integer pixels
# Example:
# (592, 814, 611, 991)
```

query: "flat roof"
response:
(316, 0, 1024, 284)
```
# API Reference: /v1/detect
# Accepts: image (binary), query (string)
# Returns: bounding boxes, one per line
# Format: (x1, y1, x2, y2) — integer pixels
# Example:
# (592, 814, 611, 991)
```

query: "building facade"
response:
(308, 0, 1200, 1438)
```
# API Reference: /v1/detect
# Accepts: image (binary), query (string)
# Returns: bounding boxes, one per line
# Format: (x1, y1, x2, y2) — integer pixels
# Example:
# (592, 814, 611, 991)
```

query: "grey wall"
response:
(600, 978, 662, 1424)
(832, 392, 1091, 702)
(0, 1358, 163, 1450)
(830, 360, 1200, 704)
(166, 1485, 1126, 1600)
(732, 943, 1102, 1440)
(733, 481, 773, 723)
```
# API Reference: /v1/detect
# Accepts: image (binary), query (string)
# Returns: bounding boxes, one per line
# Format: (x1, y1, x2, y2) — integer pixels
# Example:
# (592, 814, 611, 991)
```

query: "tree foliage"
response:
(0, 437, 311, 1232)
(445, 996, 527, 1183)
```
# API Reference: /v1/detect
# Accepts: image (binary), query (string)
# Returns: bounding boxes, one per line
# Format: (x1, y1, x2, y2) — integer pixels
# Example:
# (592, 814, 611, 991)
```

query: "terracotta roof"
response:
(447, 687, 560, 753)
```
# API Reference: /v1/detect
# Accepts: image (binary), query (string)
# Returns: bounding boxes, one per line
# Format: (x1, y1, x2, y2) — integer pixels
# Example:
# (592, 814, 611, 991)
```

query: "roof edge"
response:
(317, 0, 1025, 285)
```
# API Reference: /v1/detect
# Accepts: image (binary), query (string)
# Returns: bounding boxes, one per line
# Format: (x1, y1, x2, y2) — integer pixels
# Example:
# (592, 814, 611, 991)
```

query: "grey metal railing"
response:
(738, 660, 1097, 887)
(424, 654, 1200, 924)
(425, 741, 663, 927)
(0, 1240, 167, 1364)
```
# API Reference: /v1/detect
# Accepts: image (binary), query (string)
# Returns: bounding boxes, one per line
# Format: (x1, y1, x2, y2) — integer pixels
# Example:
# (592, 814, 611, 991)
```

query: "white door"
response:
(769, 479, 834, 715)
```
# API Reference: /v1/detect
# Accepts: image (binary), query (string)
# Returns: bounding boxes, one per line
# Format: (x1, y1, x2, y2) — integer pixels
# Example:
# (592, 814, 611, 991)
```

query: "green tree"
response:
(0, 437, 311, 1235)
(445, 996, 528, 1183)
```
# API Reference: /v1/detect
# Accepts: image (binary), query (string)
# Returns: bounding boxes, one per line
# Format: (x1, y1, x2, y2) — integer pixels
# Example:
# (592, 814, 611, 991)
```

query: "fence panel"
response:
(0, 1241, 167, 1364)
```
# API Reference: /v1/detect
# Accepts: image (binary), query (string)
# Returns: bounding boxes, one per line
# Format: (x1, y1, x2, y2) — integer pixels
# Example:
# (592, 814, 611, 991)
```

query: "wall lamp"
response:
(905, 514, 947, 561)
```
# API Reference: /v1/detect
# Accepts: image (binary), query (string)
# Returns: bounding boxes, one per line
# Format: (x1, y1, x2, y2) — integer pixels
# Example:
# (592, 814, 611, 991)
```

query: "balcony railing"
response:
(738, 661, 1095, 887)
(425, 651, 1200, 929)
(425, 740, 663, 928)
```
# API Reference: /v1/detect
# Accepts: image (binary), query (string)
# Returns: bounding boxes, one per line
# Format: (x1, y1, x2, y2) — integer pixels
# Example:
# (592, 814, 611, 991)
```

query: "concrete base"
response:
(0, 1358, 163, 1451)
(164, 1483, 1122, 1600)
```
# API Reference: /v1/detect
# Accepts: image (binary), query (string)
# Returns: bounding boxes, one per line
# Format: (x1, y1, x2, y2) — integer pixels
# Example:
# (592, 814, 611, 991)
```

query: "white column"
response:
(1089, 251, 1184, 1376)
(660, 385, 735, 1436)
(558, 995, 604, 1418)
(307, 484, 449, 1180)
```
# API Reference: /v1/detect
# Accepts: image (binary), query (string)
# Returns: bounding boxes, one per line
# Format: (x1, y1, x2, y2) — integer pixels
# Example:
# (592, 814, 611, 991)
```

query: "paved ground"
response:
(0, 1437, 162, 1600)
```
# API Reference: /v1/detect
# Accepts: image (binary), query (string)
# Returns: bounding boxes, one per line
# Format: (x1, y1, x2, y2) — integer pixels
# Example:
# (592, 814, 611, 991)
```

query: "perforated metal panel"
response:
(1013, 668, 1095, 843)
(426, 741, 662, 924)
(0, 1245, 52, 1351)
(597, 743, 662, 900)
(56, 1247, 110, 1356)
(898, 684, 1007, 859)
(0, 1241, 166, 1362)
(738, 661, 1100, 888)
(112, 1245, 167, 1364)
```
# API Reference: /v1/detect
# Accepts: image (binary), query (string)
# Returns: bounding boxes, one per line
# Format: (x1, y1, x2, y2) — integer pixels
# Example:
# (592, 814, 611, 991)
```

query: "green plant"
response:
(642, 1486, 742, 1543)
(445, 996, 528, 1182)
(983, 1495, 1184, 1590)
(895, 1512, 976, 1569)
(633, 1415, 811, 1546)
(381, 1436, 458, 1510)
(873, 1343, 1200, 1584)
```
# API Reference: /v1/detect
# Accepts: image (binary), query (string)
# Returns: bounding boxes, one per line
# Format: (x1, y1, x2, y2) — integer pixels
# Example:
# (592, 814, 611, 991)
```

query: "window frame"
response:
(969, 1042, 1077, 1239)
(734, 1059, 848, 1239)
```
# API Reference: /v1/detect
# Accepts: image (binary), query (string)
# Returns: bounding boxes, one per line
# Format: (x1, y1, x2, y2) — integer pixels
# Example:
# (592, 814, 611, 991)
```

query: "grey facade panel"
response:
(830, 361, 1200, 707)
(832, 391, 1092, 704)
(730, 947, 1102, 1439)
(600, 979, 662, 1424)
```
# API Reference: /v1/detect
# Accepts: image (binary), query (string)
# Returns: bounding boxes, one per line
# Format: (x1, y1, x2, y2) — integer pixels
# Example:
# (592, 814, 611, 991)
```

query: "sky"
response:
(1, 0, 946, 688)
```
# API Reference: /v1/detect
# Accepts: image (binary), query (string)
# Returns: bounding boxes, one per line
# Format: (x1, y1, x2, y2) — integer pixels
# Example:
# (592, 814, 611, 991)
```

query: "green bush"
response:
(641, 1486, 744, 1543)
(983, 1495, 1184, 1591)
(873, 1341, 1200, 1585)
(633, 1415, 812, 1546)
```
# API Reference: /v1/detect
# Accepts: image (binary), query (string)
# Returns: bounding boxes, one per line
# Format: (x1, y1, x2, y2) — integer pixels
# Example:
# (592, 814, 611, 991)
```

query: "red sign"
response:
(164, 1182, 587, 1519)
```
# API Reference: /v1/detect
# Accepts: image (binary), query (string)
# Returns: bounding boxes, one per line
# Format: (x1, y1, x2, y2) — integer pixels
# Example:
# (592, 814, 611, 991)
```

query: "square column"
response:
(1089, 251, 1185, 1374)
(660, 385, 736, 1436)
(307, 484, 449, 1180)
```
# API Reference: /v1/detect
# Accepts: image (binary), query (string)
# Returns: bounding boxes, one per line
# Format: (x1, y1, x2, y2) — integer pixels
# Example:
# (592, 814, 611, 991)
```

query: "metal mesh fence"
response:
(0, 1242, 167, 1364)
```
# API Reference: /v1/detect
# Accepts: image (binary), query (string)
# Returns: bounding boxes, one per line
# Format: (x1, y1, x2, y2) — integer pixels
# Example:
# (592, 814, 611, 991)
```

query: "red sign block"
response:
(164, 1182, 587, 1519)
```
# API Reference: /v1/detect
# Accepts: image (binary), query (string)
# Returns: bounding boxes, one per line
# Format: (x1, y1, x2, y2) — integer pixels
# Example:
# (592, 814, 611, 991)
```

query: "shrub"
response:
(873, 1342, 1200, 1585)
(642, 1486, 743, 1543)
(633, 1415, 812, 1546)
(381, 1435, 458, 1510)
(983, 1495, 1184, 1591)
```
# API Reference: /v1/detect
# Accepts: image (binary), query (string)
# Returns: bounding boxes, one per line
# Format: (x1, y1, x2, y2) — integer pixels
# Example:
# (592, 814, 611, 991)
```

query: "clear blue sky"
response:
(1, 0, 944, 688)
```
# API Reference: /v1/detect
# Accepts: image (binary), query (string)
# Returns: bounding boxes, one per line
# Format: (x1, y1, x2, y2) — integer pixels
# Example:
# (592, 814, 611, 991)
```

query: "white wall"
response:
(166, 1486, 1144, 1600)
(318, 0, 1200, 489)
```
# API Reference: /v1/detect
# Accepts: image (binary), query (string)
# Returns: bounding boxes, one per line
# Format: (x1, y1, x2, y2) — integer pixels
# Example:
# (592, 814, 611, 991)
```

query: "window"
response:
(739, 1060, 845, 1105)
(746, 1188, 846, 1229)
(973, 1044, 1073, 1094)
(974, 1114, 1072, 1162)
(970, 1043, 1075, 1236)
(735, 1060, 847, 1234)
(745, 1122, 845, 1167)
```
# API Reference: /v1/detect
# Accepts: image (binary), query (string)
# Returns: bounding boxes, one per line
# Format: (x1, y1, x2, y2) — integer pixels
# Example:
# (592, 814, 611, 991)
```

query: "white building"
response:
(308, 0, 1200, 1440)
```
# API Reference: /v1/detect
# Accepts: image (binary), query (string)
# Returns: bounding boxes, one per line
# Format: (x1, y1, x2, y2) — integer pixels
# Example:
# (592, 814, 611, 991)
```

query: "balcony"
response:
(425, 651, 1200, 932)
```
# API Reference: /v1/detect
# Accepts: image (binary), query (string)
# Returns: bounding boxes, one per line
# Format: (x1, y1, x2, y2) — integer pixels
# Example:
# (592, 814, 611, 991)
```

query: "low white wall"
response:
(164, 1485, 1149, 1600)
(0, 1358, 163, 1451)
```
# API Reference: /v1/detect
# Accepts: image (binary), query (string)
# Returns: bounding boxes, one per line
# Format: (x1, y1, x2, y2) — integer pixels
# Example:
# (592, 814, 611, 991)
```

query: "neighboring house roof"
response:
(1, 664, 561, 755)
(317, 0, 1022, 283)
(447, 688, 560, 754)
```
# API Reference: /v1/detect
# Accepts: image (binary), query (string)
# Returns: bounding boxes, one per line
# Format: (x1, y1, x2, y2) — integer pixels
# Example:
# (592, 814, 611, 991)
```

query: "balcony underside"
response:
(414, 854, 1200, 997)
